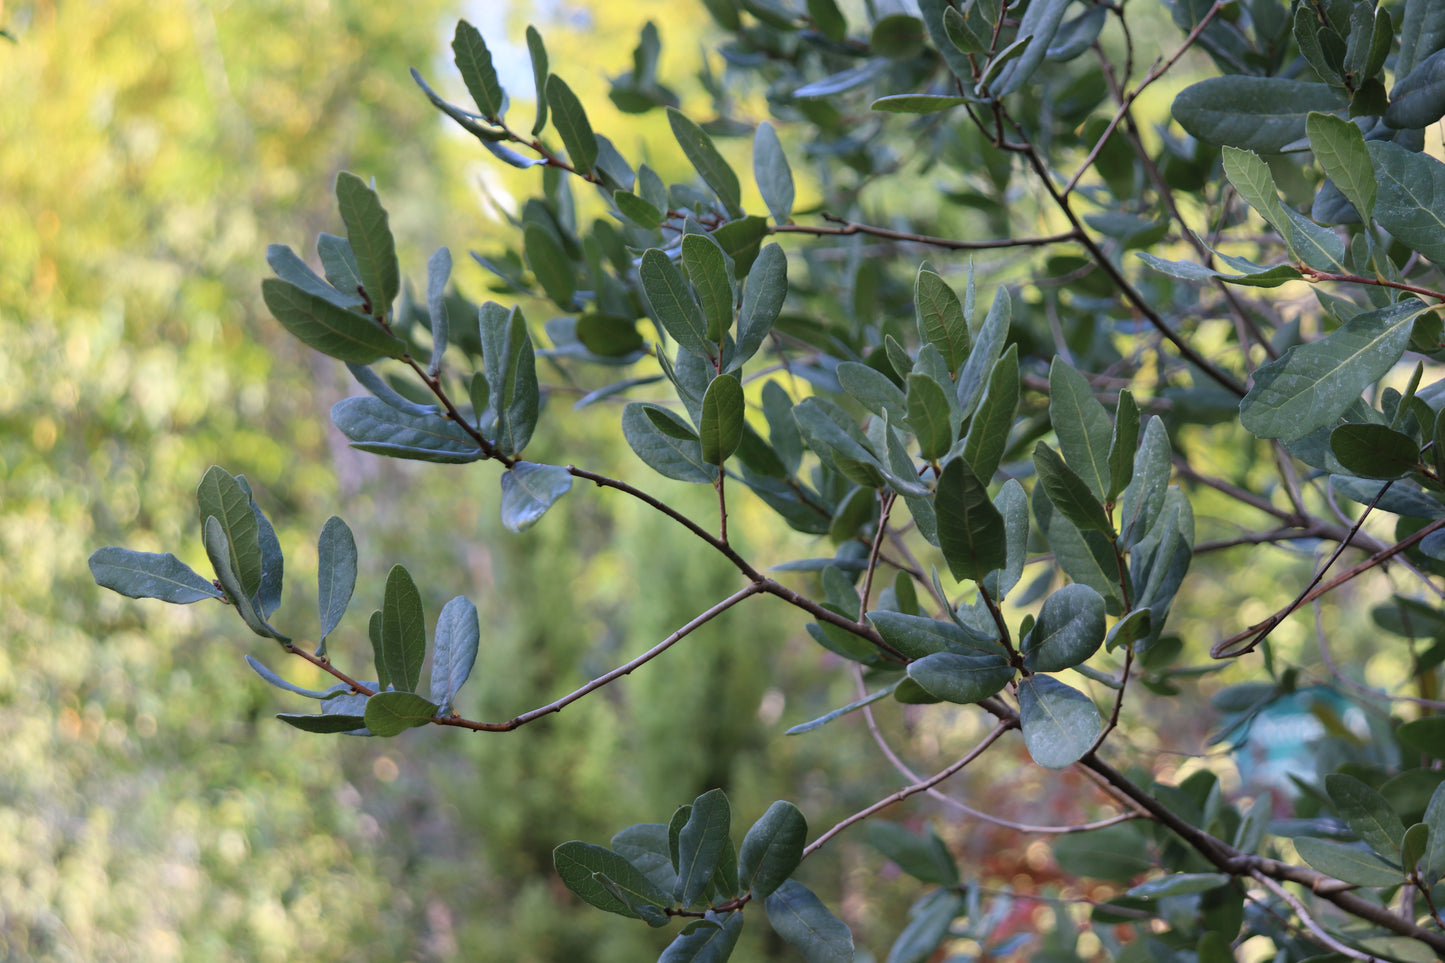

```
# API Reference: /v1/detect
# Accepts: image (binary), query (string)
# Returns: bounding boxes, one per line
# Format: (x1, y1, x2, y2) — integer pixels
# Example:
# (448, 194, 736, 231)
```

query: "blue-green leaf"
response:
(1019, 675, 1102, 768)
(1022, 583, 1107, 673)
(764, 880, 853, 963)
(659, 911, 743, 962)
(1240, 300, 1430, 442)
(1325, 773, 1406, 859)
(622, 403, 716, 483)
(89, 548, 223, 604)
(1049, 359, 1114, 500)
(753, 122, 795, 225)
(500, 461, 573, 532)
(526, 25, 549, 134)
(524, 223, 576, 309)
(914, 269, 969, 375)
(331, 397, 483, 463)
(1308, 113, 1376, 221)
(197, 465, 262, 600)
(1368, 141, 1445, 265)
(642, 248, 712, 360)
(425, 247, 451, 376)
(317, 516, 357, 641)
(682, 232, 735, 343)
(738, 801, 806, 900)
(668, 108, 743, 218)
(429, 595, 480, 711)
(907, 651, 1015, 704)
(480, 302, 540, 456)
(1034, 442, 1113, 534)
(1292, 837, 1402, 886)
(1172, 78, 1348, 152)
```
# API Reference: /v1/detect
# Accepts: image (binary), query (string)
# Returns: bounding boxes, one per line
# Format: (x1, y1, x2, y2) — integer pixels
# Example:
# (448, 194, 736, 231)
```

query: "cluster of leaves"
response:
(91, 0, 1445, 960)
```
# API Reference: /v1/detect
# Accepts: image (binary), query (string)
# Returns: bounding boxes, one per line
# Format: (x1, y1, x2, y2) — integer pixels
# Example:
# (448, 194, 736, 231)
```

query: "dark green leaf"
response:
(1125, 873, 1229, 900)
(1034, 443, 1113, 534)
(681, 232, 735, 342)
(1330, 424, 1421, 478)
(1399, 0, 1445, 79)
(1369, 141, 1445, 265)
(1308, 112, 1376, 221)
(711, 215, 769, 276)
(1018, 675, 1102, 769)
(1401, 822, 1428, 875)
(614, 190, 663, 229)
(1050, 359, 1116, 500)
(1172, 77, 1348, 152)
(334, 171, 400, 312)
(906, 651, 1015, 704)
(677, 789, 732, 907)
(1399, 717, 1445, 759)
(277, 712, 368, 734)
(554, 841, 676, 920)
(806, 0, 847, 41)
(261, 279, 405, 364)
(1106, 608, 1153, 652)
(700, 375, 745, 465)
(575, 314, 645, 359)
(612, 824, 678, 896)
(331, 397, 483, 463)
(642, 248, 712, 360)
(381, 564, 426, 693)
(868, 610, 1000, 659)
(545, 75, 598, 176)
(864, 821, 958, 886)
(668, 108, 743, 218)
(962, 343, 1019, 483)
(1107, 390, 1140, 501)
(1033, 483, 1123, 608)
(871, 95, 969, 114)
(887, 890, 964, 963)
(733, 243, 786, 368)
(1130, 488, 1194, 614)
(480, 302, 540, 456)
(203, 516, 283, 641)
(1240, 300, 1429, 442)
(659, 911, 743, 963)
(906, 373, 954, 461)
(429, 595, 480, 710)
(1023, 583, 1107, 673)
(526, 25, 549, 134)
(1119, 416, 1171, 548)
(364, 690, 439, 736)
(500, 461, 573, 532)
(1053, 823, 1154, 881)
(764, 880, 853, 963)
(935, 456, 1007, 582)
(914, 269, 969, 375)
(88, 548, 223, 604)
(1424, 781, 1445, 883)
(738, 801, 806, 899)
(197, 465, 262, 600)
(317, 516, 357, 641)
(1292, 836, 1402, 886)
(1389, 50, 1445, 129)
(524, 222, 576, 309)
(753, 122, 794, 225)
(452, 20, 506, 121)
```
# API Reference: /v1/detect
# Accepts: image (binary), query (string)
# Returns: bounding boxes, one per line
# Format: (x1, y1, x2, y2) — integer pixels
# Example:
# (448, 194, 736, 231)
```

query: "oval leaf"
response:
(700, 375, 745, 465)
(1023, 583, 1107, 673)
(738, 801, 807, 900)
(429, 595, 480, 710)
(89, 548, 224, 604)
(381, 564, 426, 693)
(764, 880, 853, 963)
(500, 461, 574, 532)
(1018, 675, 1102, 769)
(364, 690, 440, 737)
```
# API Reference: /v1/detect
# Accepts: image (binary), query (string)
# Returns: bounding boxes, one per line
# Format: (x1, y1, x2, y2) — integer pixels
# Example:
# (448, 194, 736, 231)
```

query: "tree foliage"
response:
(90, 0, 1445, 960)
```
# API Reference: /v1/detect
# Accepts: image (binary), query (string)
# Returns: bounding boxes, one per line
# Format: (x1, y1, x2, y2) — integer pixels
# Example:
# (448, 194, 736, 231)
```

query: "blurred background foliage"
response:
(0, 0, 1406, 960)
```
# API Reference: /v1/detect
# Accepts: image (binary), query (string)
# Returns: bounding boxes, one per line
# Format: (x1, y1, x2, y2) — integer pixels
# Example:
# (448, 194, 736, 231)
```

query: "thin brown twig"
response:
(433, 582, 767, 732)
(1250, 871, 1387, 962)
(770, 215, 1082, 252)
(800, 722, 1012, 860)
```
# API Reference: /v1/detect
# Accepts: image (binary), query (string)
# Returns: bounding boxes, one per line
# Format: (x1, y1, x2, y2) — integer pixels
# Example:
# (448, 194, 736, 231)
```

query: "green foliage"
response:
(77, 0, 1445, 960)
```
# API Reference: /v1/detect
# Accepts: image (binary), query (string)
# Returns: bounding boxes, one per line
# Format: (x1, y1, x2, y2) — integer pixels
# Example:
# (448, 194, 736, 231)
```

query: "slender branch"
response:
(856, 667, 1136, 834)
(716, 473, 729, 544)
(770, 215, 1082, 252)
(1062, 1, 1225, 197)
(1299, 266, 1445, 304)
(1171, 458, 1302, 524)
(800, 723, 1012, 860)
(857, 492, 896, 622)
(1008, 124, 1248, 397)
(283, 643, 376, 696)
(434, 583, 767, 732)
(1250, 871, 1387, 962)
(568, 466, 763, 581)
(1213, 491, 1445, 660)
